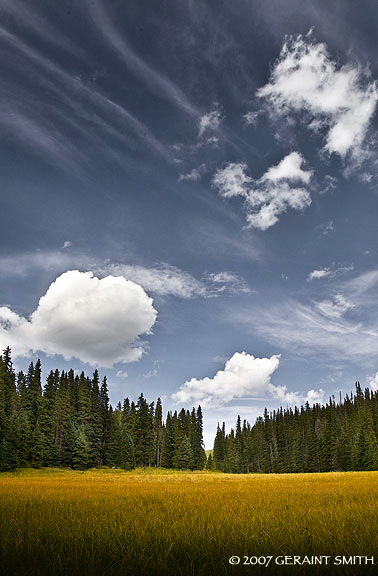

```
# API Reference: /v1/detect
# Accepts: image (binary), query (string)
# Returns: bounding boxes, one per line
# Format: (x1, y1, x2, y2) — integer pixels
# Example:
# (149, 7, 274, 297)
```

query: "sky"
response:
(1, 0, 378, 447)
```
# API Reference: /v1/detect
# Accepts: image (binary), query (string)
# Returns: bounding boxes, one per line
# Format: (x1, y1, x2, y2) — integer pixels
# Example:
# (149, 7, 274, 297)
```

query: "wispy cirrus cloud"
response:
(86, 0, 199, 119)
(237, 269, 378, 362)
(0, 249, 250, 300)
(99, 263, 251, 299)
(0, 21, 171, 175)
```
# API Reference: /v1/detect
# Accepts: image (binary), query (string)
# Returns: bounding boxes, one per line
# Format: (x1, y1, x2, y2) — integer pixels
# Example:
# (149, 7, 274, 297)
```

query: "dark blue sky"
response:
(1, 0, 378, 446)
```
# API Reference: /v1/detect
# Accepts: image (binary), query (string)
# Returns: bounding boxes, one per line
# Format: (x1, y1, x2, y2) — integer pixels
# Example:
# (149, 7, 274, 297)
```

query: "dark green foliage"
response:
(0, 348, 205, 472)
(213, 382, 378, 474)
(173, 435, 193, 469)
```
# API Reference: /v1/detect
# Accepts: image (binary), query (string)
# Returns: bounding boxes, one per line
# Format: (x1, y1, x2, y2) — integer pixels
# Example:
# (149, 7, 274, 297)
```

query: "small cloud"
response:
(242, 111, 261, 127)
(369, 372, 378, 391)
(178, 168, 201, 183)
(307, 263, 354, 281)
(213, 152, 312, 230)
(178, 164, 207, 183)
(205, 271, 251, 295)
(307, 268, 331, 281)
(143, 360, 160, 379)
(116, 370, 129, 378)
(321, 221, 334, 235)
(198, 107, 223, 139)
(62, 241, 72, 249)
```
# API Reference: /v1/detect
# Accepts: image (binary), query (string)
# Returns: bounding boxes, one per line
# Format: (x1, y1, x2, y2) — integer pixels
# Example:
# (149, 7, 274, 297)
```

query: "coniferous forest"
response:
(2, 346, 378, 474)
(213, 384, 378, 473)
(0, 348, 206, 472)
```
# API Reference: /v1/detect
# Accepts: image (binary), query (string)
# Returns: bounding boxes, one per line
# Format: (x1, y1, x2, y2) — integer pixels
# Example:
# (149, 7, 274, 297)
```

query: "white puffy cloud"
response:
(257, 33, 378, 159)
(198, 108, 223, 138)
(213, 152, 312, 230)
(308, 268, 331, 281)
(172, 351, 323, 408)
(261, 151, 312, 184)
(307, 264, 354, 282)
(369, 372, 378, 392)
(0, 270, 157, 366)
(213, 162, 251, 198)
(172, 352, 281, 407)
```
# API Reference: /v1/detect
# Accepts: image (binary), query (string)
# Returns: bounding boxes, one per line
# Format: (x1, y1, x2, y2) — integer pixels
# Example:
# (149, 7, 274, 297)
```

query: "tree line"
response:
(212, 383, 378, 473)
(0, 348, 206, 471)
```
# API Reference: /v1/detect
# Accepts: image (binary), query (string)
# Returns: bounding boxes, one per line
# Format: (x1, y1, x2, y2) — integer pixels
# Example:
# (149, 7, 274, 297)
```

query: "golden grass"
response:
(0, 468, 377, 575)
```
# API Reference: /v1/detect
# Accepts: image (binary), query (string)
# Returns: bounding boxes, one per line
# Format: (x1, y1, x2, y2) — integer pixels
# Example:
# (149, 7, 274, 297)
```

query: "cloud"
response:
(172, 352, 324, 408)
(87, 0, 199, 119)
(307, 263, 354, 282)
(243, 111, 261, 126)
(0, 271, 157, 367)
(0, 250, 93, 278)
(178, 164, 207, 183)
(257, 33, 378, 160)
(205, 271, 251, 294)
(315, 294, 355, 320)
(99, 263, 207, 298)
(213, 152, 312, 230)
(369, 372, 378, 392)
(308, 268, 331, 281)
(213, 162, 251, 198)
(198, 108, 223, 138)
(178, 168, 201, 182)
(246, 294, 376, 362)
(172, 352, 281, 407)
(100, 263, 250, 298)
(261, 151, 312, 184)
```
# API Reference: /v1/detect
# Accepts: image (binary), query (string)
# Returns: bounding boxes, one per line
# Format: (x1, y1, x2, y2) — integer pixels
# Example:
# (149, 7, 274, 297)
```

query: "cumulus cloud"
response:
(369, 372, 378, 392)
(308, 268, 331, 281)
(257, 33, 378, 159)
(307, 264, 354, 282)
(213, 152, 312, 230)
(212, 162, 251, 199)
(172, 352, 281, 407)
(172, 352, 324, 408)
(0, 270, 157, 366)
(198, 108, 223, 138)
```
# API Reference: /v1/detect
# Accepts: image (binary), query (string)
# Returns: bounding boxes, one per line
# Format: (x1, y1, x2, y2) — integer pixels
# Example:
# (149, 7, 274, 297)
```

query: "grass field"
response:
(0, 468, 377, 575)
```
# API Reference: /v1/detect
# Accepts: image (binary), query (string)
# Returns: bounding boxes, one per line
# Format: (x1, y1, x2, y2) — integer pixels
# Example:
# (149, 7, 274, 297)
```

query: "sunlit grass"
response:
(0, 469, 377, 575)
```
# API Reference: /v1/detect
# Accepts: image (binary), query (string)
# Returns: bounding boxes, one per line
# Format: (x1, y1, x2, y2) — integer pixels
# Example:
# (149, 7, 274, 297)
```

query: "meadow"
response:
(0, 468, 377, 576)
